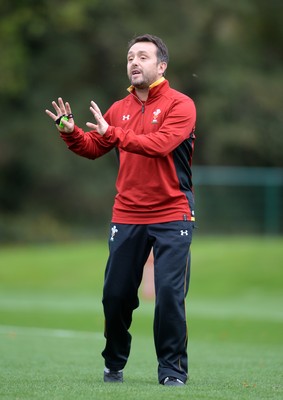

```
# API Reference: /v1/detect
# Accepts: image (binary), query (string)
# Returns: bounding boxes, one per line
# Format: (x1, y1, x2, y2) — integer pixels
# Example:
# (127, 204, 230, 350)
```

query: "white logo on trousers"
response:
(110, 225, 118, 241)
(180, 230, 188, 236)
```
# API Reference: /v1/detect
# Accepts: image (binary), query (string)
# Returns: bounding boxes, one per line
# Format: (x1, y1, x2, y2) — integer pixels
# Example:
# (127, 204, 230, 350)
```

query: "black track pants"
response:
(101, 221, 193, 383)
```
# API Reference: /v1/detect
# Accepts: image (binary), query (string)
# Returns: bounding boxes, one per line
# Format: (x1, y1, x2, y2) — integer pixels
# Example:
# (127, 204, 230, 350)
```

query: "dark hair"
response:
(128, 34, 169, 64)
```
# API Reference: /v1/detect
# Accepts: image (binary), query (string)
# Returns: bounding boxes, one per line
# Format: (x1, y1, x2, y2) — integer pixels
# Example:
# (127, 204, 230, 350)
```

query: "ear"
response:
(158, 62, 167, 75)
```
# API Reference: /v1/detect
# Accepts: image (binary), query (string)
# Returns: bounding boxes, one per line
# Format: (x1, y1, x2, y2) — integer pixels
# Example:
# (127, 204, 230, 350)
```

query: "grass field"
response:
(0, 236, 282, 399)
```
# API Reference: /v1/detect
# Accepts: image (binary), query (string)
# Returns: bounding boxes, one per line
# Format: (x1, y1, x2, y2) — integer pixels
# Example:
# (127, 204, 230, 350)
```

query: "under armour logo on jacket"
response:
(122, 115, 130, 121)
(180, 230, 188, 236)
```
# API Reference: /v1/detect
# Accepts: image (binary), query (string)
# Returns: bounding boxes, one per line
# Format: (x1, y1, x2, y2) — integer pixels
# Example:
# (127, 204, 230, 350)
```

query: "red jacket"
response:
(61, 79, 196, 224)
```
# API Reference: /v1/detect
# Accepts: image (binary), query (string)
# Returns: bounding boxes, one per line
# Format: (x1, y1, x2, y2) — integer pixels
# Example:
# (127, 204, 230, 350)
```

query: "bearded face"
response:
(127, 42, 167, 89)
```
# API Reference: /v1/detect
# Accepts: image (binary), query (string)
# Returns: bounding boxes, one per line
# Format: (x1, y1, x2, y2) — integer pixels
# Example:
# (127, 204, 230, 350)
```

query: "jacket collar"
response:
(127, 77, 168, 100)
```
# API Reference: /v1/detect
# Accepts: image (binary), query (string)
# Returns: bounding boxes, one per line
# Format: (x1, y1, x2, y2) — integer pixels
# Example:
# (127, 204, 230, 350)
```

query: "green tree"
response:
(0, 0, 282, 242)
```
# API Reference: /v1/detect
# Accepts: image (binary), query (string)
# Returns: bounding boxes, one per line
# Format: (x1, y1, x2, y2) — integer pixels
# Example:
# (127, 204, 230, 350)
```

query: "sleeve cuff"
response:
(60, 125, 80, 139)
(103, 126, 114, 141)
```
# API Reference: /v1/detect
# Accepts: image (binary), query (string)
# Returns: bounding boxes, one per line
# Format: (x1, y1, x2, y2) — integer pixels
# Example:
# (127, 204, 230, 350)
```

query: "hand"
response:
(45, 97, 75, 133)
(86, 101, 109, 136)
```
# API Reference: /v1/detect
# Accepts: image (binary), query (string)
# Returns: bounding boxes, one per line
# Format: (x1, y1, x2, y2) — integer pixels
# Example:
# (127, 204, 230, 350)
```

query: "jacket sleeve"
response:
(60, 125, 115, 159)
(103, 98, 196, 157)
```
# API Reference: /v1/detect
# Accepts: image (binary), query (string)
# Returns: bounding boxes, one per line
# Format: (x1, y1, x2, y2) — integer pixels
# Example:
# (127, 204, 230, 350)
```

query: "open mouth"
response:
(132, 69, 141, 76)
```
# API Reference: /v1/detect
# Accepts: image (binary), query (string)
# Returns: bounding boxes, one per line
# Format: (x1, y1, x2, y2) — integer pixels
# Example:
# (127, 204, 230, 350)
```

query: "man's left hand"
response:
(86, 101, 109, 135)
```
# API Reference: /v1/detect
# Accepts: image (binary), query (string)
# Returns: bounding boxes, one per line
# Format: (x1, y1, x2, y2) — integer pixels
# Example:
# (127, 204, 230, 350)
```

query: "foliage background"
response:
(0, 0, 282, 242)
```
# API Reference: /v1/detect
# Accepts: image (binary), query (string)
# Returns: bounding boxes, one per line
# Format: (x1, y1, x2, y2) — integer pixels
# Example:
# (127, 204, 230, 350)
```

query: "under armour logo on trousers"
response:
(180, 230, 188, 236)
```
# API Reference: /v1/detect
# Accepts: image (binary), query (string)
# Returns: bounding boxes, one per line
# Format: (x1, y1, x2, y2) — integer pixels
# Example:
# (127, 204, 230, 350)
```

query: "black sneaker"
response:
(162, 377, 185, 386)
(103, 369, 123, 383)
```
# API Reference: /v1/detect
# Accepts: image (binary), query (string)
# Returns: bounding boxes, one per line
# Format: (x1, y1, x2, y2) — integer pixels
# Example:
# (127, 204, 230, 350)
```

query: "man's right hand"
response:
(45, 97, 75, 133)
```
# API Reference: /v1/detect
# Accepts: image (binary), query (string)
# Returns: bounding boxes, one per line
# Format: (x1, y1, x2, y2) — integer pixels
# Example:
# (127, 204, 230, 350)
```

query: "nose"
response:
(130, 56, 138, 66)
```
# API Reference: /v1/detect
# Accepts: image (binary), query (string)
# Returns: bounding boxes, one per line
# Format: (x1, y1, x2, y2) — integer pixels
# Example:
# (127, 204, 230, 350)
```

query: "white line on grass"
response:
(1, 294, 282, 322)
(0, 325, 104, 339)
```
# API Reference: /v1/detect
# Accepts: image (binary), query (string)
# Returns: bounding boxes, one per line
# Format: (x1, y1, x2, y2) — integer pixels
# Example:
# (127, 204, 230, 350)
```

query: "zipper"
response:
(131, 92, 145, 113)
(130, 92, 145, 132)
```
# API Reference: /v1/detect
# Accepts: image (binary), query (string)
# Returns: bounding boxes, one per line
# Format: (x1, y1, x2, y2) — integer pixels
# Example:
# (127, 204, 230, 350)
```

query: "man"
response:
(45, 34, 196, 386)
